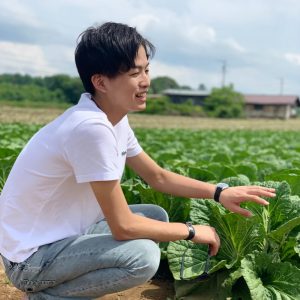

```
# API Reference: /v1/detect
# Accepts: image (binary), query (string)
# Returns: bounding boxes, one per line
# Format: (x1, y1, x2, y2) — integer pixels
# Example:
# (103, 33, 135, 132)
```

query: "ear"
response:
(91, 74, 108, 93)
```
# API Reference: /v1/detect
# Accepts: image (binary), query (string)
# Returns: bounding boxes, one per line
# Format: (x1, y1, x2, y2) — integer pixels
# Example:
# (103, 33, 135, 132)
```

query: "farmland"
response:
(0, 106, 300, 299)
(2, 104, 300, 130)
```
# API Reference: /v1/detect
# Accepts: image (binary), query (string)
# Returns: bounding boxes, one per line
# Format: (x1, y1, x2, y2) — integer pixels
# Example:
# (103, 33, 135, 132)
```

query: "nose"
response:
(140, 71, 150, 88)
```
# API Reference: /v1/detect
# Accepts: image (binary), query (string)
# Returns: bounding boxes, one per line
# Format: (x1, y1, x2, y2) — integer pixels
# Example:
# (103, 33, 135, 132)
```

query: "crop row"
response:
(0, 124, 300, 299)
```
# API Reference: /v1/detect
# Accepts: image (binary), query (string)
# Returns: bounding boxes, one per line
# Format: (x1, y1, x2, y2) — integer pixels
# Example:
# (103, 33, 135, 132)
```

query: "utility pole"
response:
(279, 77, 284, 95)
(220, 60, 227, 87)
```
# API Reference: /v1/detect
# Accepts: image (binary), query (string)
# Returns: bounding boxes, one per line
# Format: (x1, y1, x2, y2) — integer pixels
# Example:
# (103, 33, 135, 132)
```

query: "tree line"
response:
(0, 74, 83, 104)
(0, 74, 207, 103)
(0, 73, 244, 118)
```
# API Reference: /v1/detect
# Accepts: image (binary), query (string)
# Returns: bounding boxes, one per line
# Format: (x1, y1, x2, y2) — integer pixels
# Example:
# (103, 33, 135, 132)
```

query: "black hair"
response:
(75, 22, 155, 94)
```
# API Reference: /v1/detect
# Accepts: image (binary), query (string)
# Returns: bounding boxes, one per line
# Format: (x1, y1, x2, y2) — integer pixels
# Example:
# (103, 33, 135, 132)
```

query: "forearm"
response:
(91, 179, 221, 253)
(127, 152, 216, 199)
(150, 169, 216, 199)
(117, 213, 220, 256)
(91, 179, 195, 242)
(117, 213, 189, 242)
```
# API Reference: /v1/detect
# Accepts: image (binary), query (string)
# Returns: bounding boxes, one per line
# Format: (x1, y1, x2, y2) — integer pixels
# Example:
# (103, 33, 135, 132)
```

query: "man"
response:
(0, 22, 275, 300)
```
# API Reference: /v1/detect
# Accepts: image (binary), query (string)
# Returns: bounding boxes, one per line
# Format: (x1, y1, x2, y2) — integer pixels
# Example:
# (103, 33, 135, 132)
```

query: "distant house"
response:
(244, 95, 300, 119)
(162, 89, 300, 119)
(162, 89, 210, 106)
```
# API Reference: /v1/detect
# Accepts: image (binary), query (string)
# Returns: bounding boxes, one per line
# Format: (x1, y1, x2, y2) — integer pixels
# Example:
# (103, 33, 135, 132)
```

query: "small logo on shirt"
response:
(121, 151, 127, 156)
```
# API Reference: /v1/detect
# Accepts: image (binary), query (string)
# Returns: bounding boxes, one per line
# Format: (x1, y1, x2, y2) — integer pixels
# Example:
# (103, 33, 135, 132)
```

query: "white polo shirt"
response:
(0, 93, 142, 263)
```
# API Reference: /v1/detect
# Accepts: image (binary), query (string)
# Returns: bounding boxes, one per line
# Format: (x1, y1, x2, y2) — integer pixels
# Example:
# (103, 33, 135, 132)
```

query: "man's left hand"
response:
(219, 186, 276, 217)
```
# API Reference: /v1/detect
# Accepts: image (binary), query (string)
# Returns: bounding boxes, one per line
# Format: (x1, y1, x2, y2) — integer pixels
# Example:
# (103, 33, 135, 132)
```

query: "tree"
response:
(0, 82, 66, 103)
(0, 73, 35, 85)
(203, 84, 245, 118)
(44, 75, 84, 104)
(0, 74, 84, 104)
(198, 83, 207, 91)
(150, 76, 179, 94)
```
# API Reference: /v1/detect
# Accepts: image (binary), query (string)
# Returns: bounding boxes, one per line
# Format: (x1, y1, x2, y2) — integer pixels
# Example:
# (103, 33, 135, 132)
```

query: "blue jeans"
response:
(2, 204, 169, 300)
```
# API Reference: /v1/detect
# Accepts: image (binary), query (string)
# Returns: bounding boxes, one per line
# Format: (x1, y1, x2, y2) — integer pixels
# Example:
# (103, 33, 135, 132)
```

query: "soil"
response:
(0, 266, 175, 300)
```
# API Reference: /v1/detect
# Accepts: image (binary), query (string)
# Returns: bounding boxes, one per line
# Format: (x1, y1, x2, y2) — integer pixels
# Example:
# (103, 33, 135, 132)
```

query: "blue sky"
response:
(0, 0, 299, 95)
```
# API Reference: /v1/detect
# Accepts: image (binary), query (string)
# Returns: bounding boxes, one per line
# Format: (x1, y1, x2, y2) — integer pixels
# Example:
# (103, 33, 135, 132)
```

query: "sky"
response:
(0, 0, 299, 95)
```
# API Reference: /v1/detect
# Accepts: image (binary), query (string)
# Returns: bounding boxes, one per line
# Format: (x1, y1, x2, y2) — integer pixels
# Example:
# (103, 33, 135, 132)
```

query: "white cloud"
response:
(45, 45, 74, 64)
(284, 53, 300, 66)
(186, 24, 216, 44)
(0, 0, 299, 95)
(224, 38, 246, 53)
(130, 14, 160, 31)
(0, 41, 58, 76)
(0, 0, 40, 27)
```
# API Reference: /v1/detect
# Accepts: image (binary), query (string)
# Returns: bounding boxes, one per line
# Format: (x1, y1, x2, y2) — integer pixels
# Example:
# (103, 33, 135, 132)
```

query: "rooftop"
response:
(163, 89, 210, 96)
(244, 95, 300, 105)
(162, 89, 300, 106)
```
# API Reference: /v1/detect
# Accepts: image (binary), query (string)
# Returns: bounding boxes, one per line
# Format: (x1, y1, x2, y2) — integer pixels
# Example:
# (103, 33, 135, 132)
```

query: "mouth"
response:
(135, 90, 148, 102)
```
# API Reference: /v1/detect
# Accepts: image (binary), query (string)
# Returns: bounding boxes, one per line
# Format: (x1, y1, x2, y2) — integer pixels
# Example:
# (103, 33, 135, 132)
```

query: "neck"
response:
(91, 95, 125, 126)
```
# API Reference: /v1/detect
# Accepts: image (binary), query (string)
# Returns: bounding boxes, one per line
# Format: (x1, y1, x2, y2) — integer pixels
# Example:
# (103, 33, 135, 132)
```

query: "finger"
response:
(237, 194, 269, 205)
(263, 187, 276, 192)
(209, 233, 221, 256)
(232, 206, 253, 218)
(247, 186, 276, 193)
(247, 195, 270, 206)
(247, 188, 276, 198)
(209, 240, 219, 256)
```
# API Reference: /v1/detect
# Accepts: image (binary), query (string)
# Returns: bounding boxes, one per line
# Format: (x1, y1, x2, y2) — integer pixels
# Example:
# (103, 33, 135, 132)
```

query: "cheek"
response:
(119, 89, 136, 106)
(127, 86, 137, 98)
(114, 80, 137, 102)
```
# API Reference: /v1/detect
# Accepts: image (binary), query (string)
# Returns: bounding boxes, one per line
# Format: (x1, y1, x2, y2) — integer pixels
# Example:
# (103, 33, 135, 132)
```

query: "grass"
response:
(128, 114, 300, 130)
(2, 104, 300, 130)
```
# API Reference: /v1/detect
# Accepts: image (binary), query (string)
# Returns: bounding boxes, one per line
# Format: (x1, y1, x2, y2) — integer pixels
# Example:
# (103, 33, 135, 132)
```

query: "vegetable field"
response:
(1, 123, 300, 299)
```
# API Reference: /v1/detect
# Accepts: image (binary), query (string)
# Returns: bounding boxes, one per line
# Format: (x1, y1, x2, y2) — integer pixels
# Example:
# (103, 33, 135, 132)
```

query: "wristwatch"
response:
(185, 222, 195, 240)
(214, 182, 229, 202)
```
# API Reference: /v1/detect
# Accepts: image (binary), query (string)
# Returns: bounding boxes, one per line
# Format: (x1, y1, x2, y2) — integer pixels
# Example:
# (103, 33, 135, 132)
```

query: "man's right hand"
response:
(192, 225, 220, 256)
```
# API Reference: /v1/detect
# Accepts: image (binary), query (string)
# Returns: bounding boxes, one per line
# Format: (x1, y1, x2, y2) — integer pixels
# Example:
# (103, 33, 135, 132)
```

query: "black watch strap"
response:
(214, 186, 223, 202)
(214, 183, 229, 202)
(185, 222, 195, 240)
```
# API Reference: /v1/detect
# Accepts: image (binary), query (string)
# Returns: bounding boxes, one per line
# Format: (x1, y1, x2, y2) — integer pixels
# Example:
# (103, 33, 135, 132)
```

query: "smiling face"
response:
(104, 46, 150, 114)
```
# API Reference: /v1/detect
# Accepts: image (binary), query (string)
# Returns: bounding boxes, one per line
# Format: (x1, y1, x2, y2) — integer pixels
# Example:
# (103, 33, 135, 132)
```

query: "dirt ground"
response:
(2, 104, 300, 130)
(0, 267, 174, 300)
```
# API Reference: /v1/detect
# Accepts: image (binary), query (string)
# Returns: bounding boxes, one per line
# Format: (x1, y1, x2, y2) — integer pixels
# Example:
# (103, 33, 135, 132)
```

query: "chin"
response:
(131, 104, 146, 112)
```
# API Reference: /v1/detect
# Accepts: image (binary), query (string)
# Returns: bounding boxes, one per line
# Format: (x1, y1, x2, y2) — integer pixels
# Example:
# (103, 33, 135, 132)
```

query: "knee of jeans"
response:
(157, 206, 169, 222)
(151, 205, 169, 222)
(129, 239, 161, 282)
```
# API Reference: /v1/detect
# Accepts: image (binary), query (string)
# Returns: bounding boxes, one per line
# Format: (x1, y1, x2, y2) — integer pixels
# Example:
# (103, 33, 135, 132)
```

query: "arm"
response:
(126, 151, 276, 217)
(90, 180, 220, 255)
(127, 151, 216, 198)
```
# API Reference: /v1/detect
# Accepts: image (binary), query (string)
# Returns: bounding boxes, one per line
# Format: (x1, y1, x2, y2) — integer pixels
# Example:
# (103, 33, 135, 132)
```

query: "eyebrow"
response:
(132, 62, 150, 70)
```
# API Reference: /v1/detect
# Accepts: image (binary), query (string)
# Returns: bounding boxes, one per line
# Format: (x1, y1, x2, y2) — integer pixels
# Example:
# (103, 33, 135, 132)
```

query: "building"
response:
(162, 89, 210, 106)
(244, 95, 300, 119)
(162, 89, 300, 119)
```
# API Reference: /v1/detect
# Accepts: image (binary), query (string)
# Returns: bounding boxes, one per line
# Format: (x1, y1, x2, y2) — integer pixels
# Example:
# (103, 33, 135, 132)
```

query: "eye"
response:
(130, 70, 140, 77)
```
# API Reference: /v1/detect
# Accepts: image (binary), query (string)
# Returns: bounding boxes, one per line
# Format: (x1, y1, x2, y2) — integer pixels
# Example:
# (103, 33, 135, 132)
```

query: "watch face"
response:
(217, 182, 229, 189)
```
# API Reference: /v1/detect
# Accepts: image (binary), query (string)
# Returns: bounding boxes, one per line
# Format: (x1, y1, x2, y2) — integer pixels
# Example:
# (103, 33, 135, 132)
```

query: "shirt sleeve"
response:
(64, 119, 120, 183)
(126, 126, 142, 158)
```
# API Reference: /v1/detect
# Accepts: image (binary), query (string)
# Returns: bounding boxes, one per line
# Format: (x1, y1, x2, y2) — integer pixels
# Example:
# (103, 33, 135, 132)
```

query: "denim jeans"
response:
(2, 204, 169, 300)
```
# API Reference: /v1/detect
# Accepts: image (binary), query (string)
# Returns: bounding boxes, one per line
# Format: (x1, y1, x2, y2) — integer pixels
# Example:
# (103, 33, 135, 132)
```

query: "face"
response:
(104, 46, 151, 114)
